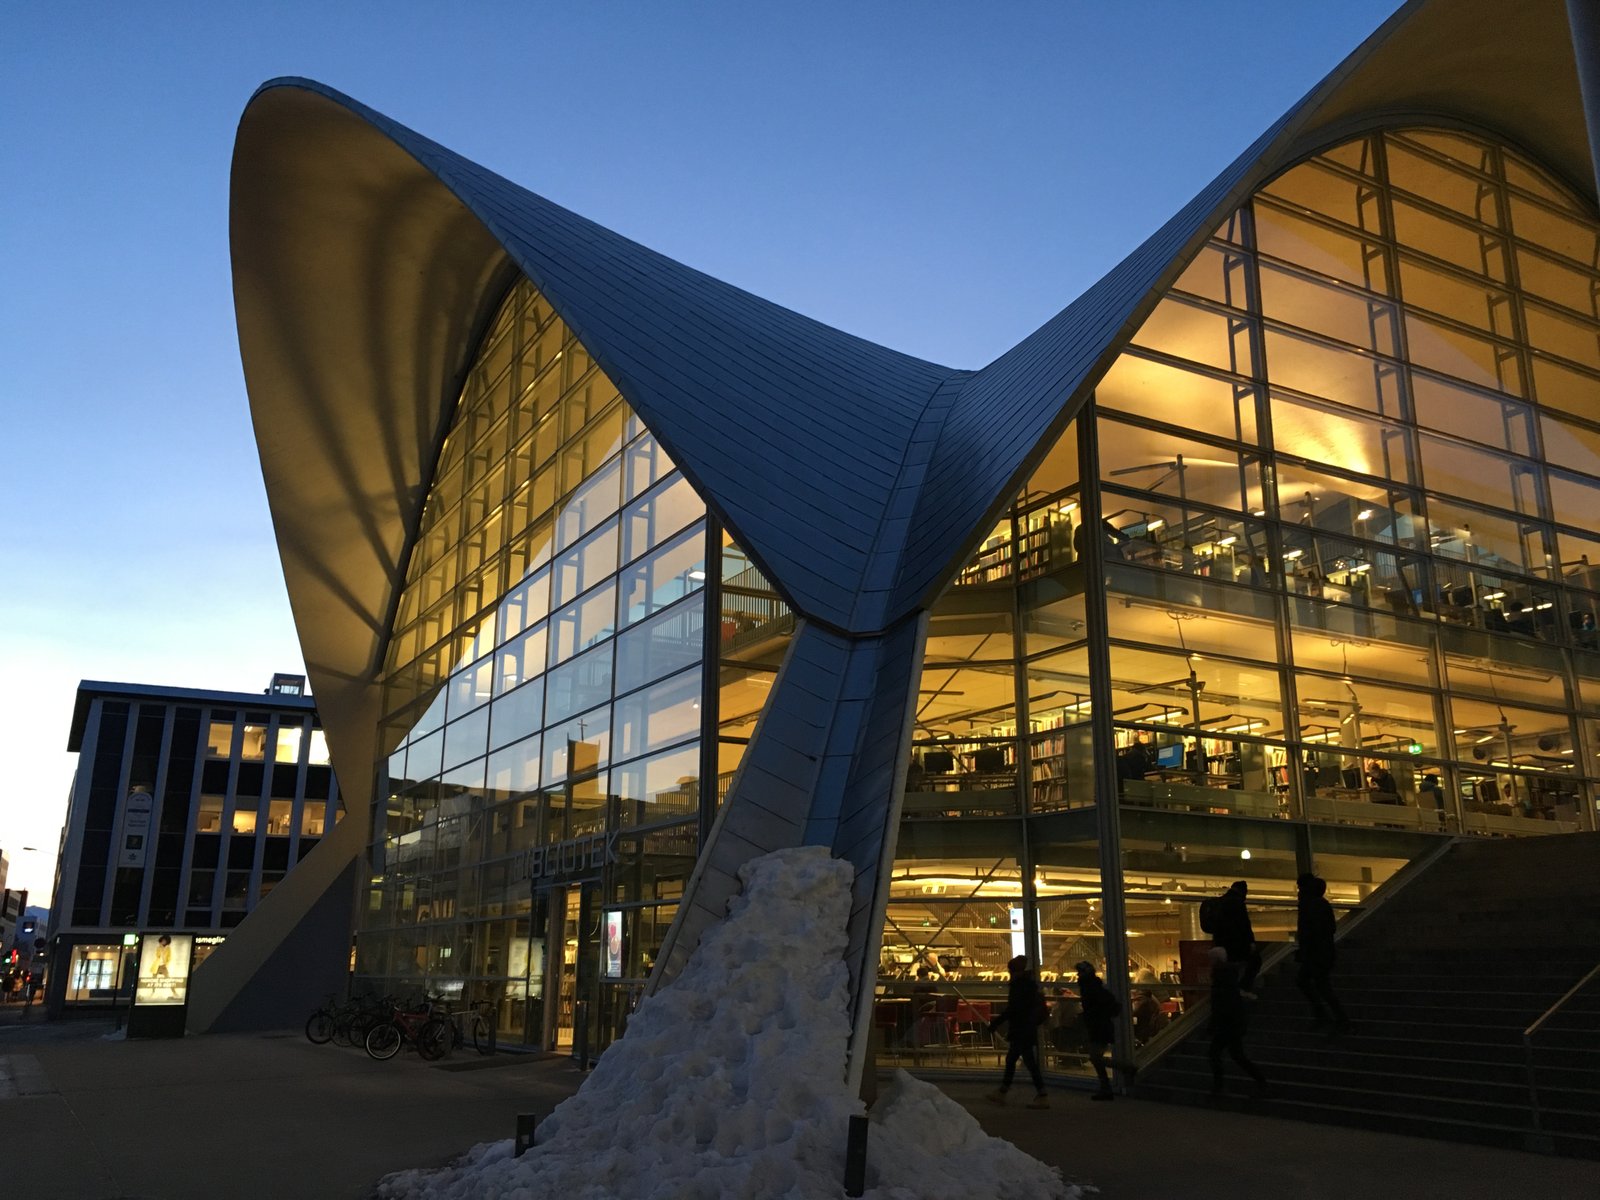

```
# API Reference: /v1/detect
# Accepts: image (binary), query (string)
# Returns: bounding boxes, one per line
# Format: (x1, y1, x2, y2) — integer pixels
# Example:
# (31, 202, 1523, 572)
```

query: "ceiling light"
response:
(1240, 849, 1252, 860)
(1356, 509, 1373, 520)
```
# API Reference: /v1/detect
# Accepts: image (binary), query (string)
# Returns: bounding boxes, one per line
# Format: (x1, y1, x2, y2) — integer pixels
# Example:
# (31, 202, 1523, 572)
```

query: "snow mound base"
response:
(377, 846, 1075, 1200)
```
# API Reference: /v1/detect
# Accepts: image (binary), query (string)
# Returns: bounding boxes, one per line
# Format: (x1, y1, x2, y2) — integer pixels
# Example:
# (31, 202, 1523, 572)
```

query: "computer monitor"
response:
(1341, 767, 1363, 788)
(1156, 743, 1184, 769)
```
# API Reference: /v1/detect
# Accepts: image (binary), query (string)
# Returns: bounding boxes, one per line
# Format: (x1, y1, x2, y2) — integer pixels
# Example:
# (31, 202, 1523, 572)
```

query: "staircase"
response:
(1137, 833, 1600, 1158)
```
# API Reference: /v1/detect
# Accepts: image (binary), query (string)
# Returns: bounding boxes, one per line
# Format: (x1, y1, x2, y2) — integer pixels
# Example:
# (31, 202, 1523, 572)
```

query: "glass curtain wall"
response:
(882, 127, 1600, 1074)
(363, 278, 715, 1048)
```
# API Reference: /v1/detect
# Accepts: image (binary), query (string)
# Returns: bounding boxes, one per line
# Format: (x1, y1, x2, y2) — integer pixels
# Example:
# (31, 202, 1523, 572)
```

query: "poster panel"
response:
(134, 933, 194, 1006)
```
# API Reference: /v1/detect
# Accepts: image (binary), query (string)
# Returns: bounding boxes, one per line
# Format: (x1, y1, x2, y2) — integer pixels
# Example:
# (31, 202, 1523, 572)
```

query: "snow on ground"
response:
(377, 846, 1076, 1200)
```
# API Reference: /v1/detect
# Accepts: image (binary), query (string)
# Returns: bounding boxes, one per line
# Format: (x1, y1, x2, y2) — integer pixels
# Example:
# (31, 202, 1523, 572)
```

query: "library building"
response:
(223, 0, 1600, 1082)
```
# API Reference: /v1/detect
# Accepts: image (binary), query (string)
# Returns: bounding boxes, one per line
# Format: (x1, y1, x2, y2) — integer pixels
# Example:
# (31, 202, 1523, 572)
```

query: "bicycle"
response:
(432, 998, 495, 1055)
(333, 993, 391, 1048)
(364, 999, 450, 1061)
(305, 993, 340, 1045)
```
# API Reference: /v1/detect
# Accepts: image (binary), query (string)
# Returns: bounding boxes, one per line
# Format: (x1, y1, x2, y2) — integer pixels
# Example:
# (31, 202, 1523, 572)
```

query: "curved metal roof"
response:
(236, 0, 1595, 803)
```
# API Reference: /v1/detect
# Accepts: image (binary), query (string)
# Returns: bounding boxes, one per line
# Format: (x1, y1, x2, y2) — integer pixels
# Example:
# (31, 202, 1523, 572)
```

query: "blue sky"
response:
(0, 0, 1401, 900)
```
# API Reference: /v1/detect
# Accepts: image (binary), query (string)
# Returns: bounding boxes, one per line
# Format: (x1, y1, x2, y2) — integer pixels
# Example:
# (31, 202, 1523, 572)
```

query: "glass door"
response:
(550, 887, 582, 1050)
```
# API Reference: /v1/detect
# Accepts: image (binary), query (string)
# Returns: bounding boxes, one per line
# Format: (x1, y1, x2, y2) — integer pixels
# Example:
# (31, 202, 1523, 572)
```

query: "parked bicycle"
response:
(432, 998, 496, 1056)
(304, 992, 341, 1045)
(332, 993, 392, 1048)
(364, 998, 450, 1061)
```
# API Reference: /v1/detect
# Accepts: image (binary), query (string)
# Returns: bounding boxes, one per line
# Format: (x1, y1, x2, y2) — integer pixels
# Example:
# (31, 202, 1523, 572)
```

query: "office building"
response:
(48, 675, 340, 1017)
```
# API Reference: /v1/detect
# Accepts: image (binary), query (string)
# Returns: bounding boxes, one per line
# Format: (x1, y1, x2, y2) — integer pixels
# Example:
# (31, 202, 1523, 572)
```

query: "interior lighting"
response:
(687, 569, 706, 581)
(1483, 590, 1505, 601)
(1356, 509, 1373, 521)
(1535, 602, 1553, 610)
(1283, 549, 1304, 560)
(1252, 509, 1267, 517)
(1240, 849, 1252, 860)
(1146, 518, 1165, 530)
(1217, 536, 1238, 547)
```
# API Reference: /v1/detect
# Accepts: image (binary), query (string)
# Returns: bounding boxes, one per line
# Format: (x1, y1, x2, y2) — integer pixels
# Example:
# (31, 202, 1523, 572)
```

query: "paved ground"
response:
(3, 1002, 1595, 1198)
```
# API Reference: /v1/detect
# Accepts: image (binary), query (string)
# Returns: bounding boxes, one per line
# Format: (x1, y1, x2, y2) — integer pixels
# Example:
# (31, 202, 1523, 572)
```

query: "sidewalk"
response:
(3, 1007, 1595, 1199)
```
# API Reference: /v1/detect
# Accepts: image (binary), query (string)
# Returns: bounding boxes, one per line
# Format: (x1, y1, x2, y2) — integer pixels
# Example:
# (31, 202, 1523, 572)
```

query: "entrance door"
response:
(550, 886, 583, 1050)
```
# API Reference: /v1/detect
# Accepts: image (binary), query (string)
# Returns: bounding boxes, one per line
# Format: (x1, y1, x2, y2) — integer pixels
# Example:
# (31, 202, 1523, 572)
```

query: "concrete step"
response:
(1242, 1026, 1600, 1070)
(1155, 1049, 1600, 1113)
(1327, 973, 1600, 995)
(1227, 1041, 1600, 1090)
(1148, 1058, 1600, 1135)
(1245, 997, 1599, 1030)
(1134, 1078, 1600, 1160)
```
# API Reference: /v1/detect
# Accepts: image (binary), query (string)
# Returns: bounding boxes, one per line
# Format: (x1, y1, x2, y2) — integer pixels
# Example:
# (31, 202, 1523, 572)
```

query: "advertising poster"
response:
(134, 932, 193, 1007)
(604, 910, 623, 979)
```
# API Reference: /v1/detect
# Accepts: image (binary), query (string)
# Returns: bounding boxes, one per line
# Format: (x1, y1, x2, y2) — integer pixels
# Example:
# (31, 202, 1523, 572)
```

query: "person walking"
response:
(1207, 946, 1267, 1097)
(1295, 872, 1350, 1035)
(1208, 880, 1261, 994)
(986, 955, 1049, 1108)
(1075, 960, 1133, 1100)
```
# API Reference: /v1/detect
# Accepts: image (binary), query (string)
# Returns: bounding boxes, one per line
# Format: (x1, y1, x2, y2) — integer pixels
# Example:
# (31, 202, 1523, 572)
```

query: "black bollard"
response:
(843, 1114, 869, 1197)
(574, 999, 590, 1071)
(515, 1113, 537, 1158)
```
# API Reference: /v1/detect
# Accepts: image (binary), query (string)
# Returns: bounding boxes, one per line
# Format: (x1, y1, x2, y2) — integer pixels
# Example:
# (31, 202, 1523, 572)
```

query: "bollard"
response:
(514, 1113, 537, 1158)
(573, 999, 590, 1071)
(843, 1113, 869, 1197)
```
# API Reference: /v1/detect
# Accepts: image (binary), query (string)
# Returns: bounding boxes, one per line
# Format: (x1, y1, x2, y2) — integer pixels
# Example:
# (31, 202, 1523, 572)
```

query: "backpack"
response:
(1198, 896, 1221, 934)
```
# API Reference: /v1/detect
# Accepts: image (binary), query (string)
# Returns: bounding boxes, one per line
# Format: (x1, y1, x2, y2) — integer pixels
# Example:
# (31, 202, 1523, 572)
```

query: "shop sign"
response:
(519, 831, 616, 884)
(119, 789, 154, 867)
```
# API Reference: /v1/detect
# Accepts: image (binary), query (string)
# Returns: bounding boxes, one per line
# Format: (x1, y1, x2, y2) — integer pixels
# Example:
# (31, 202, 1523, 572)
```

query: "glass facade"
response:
(360, 129, 1600, 1068)
(874, 128, 1600, 1077)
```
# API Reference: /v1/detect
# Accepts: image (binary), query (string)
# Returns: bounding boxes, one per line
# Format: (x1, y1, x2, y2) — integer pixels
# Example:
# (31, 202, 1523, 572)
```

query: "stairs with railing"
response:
(1136, 832, 1600, 1157)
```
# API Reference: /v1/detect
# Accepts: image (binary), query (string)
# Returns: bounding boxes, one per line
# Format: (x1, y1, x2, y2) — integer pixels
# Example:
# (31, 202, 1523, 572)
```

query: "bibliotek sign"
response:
(518, 832, 616, 884)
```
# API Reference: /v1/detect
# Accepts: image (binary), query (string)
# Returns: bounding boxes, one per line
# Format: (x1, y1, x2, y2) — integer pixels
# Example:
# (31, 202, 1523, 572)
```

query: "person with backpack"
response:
(986, 955, 1049, 1108)
(1075, 960, 1134, 1100)
(1203, 880, 1261, 994)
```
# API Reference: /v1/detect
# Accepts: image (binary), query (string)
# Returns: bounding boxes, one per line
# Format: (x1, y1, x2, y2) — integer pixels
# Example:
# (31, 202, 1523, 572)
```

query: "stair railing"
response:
(1522, 960, 1600, 1134)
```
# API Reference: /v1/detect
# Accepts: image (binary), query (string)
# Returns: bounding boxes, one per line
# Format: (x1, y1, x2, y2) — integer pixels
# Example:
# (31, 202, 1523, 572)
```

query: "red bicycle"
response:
(364, 999, 450, 1061)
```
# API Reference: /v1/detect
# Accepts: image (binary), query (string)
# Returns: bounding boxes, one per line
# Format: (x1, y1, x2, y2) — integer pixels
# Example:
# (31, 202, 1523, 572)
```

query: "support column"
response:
(1076, 403, 1136, 1085)
(1568, 0, 1600, 200)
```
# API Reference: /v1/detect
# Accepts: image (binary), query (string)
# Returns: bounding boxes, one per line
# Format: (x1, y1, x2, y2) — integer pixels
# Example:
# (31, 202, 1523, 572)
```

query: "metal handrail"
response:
(1521, 960, 1600, 1133)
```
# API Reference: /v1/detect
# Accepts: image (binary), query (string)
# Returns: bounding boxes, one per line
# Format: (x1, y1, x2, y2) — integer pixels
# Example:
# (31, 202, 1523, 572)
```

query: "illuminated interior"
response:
(357, 129, 1600, 1071)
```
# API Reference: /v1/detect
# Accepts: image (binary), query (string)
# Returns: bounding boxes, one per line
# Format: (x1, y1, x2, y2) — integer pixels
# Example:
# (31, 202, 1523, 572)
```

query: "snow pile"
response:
(378, 846, 1074, 1200)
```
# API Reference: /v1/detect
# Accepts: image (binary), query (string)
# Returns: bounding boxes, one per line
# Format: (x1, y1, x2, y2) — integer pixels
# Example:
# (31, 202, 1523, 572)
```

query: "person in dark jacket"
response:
(1295, 872, 1350, 1034)
(1207, 946, 1267, 1096)
(1211, 880, 1261, 993)
(986, 955, 1049, 1108)
(1075, 960, 1133, 1100)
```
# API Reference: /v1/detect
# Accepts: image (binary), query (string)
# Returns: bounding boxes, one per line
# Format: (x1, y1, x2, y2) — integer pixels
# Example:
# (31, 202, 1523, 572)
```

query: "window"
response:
(206, 722, 233, 757)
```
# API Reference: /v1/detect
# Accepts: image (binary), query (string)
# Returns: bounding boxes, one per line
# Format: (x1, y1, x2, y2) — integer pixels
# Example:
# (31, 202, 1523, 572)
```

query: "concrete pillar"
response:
(1568, 0, 1600, 199)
